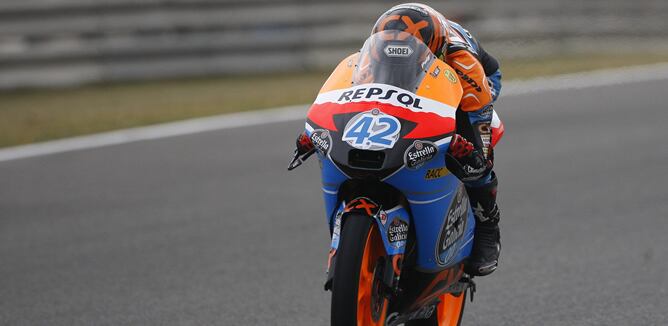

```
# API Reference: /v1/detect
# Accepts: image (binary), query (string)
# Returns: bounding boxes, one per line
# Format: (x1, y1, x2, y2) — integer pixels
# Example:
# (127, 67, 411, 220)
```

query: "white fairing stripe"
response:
(305, 122, 315, 133)
(384, 205, 403, 214)
(313, 83, 457, 119)
(407, 189, 455, 205)
(435, 136, 453, 146)
(322, 188, 338, 195)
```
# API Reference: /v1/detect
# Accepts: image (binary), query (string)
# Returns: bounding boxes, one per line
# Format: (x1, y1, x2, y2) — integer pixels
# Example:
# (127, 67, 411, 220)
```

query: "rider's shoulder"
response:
(444, 19, 480, 55)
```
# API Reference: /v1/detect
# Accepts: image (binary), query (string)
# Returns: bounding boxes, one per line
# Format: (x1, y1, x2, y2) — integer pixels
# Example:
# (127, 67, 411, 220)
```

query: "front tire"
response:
(331, 214, 388, 326)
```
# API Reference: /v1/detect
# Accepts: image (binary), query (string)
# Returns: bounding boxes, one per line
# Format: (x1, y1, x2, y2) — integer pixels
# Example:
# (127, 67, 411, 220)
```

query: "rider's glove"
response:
(296, 132, 314, 155)
(446, 134, 492, 182)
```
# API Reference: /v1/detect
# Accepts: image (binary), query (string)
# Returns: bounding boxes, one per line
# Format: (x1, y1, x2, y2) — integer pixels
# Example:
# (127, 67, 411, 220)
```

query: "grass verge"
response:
(1, 53, 668, 148)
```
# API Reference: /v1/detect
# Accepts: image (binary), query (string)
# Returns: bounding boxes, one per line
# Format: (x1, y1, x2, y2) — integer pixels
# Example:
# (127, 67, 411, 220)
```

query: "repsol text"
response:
(337, 87, 424, 109)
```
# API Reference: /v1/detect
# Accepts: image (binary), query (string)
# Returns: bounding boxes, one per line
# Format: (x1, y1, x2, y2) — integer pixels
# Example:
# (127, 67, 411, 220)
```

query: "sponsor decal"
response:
(455, 69, 483, 92)
(384, 44, 414, 57)
(337, 87, 424, 109)
(404, 140, 438, 170)
(310, 129, 332, 155)
(464, 164, 487, 175)
(385, 304, 436, 324)
(342, 110, 401, 150)
(444, 69, 458, 84)
(344, 197, 379, 216)
(407, 304, 436, 320)
(472, 202, 488, 222)
(331, 210, 343, 249)
(476, 122, 492, 158)
(430, 66, 441, 78)
(478, 105, 493, 119)
(436, 185, 469, 265)
(388, 219, 409, 246)
(378, 211, 388, 226)
(425, 167, 450, 180)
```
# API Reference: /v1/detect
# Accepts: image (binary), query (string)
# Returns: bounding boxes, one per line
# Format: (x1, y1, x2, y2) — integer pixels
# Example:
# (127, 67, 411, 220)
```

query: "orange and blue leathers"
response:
(437, 16, 502, 187)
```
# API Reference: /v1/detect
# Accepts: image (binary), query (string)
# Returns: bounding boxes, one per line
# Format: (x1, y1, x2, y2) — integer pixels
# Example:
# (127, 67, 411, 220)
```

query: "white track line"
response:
(1, 63, 668, 163)
(502, 62, 668, 96)
(0, 105, 307, 162)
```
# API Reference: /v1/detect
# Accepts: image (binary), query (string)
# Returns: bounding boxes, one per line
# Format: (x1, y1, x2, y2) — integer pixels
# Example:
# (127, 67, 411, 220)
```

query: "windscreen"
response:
(352, 30, 435, 92)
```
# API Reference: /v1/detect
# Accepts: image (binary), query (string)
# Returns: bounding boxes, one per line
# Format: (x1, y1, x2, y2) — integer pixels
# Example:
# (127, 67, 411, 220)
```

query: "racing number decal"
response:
(342, 109, 401, 150)
(345, 117, 397, 146)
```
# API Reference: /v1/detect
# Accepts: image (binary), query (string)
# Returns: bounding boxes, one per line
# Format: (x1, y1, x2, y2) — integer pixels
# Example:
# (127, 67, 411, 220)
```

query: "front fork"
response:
(324, 197, 410, 298)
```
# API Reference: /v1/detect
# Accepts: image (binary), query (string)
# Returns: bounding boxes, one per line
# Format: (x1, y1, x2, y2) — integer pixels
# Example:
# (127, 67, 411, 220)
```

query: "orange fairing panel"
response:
(416, 59, 463, 109)
(320, 54, 463, 109)
(319, 53, 359, 94)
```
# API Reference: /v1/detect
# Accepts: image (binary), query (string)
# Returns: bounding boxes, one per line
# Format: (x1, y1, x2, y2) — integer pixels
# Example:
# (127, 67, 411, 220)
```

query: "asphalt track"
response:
(1, 79, 668, 325)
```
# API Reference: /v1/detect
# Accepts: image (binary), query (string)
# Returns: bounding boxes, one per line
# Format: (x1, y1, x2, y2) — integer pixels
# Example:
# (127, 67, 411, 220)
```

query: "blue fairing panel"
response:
(315, 136, 474, 272)
(329, 202, 410, 257)
(374, 206, 411, 256)
(385, 148, 475, 272)
(318, 154, 348, 227)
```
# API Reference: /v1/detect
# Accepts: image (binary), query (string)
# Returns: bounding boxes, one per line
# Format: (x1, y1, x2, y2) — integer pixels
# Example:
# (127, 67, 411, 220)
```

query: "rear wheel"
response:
(331, 214, 388, 326)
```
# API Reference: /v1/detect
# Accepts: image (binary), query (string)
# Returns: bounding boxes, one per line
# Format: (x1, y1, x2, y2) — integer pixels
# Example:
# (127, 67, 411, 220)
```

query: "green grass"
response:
(1, 53, 668, 148)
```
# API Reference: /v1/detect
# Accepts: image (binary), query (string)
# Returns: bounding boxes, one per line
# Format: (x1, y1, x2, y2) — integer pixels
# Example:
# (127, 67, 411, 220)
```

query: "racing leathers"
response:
(437, 18, 503, 276)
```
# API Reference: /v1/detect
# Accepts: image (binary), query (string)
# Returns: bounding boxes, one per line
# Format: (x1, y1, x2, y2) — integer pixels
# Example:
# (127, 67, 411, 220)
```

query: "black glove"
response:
(446, 134, 492, 182)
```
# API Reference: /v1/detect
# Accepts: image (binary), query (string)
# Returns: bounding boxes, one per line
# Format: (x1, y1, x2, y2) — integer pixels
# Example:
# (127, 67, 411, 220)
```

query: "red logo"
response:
(379, 212, 388, 225)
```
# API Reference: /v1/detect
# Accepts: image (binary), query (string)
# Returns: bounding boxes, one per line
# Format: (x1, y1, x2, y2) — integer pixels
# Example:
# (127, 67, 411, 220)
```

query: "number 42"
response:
(343, 113, 401, 150)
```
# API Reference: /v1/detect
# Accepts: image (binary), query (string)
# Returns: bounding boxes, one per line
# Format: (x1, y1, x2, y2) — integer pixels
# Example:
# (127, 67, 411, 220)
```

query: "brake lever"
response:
(287, 148, 316, 171)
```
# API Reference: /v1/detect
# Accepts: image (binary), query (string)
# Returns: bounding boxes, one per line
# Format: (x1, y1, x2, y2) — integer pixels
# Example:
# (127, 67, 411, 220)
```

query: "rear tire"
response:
(331, 214, 388, 326)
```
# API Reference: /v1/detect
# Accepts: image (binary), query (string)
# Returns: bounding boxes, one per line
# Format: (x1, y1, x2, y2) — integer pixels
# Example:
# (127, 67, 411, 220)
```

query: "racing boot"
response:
(465, 173, 501, 276)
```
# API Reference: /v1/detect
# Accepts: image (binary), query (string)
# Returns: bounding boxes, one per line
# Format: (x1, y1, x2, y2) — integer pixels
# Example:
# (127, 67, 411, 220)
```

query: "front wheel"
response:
(331, 214, 388, 326)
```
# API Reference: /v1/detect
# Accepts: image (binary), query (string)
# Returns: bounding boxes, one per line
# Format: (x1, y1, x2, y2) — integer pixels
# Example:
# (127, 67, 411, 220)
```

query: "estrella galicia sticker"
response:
(384, 44, 414, 57)
(404, 140, 438, 170)
(387, 218, 409, 247)
(310, 129, 332, 155)
(342, 109, 401, 151)
(436, 185, 469, 266)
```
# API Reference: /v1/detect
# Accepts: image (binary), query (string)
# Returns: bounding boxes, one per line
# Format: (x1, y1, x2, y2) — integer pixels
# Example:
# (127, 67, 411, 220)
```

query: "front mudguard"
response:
(325, 197, 411, 293)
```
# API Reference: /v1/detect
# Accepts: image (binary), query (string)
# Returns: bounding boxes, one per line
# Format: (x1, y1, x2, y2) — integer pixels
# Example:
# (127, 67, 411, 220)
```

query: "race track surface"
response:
(1, 79, 667, 325)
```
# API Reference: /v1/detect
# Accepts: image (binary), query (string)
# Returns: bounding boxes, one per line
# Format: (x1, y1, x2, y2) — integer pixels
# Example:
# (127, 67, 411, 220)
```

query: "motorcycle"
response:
(289, 30, 504, 325)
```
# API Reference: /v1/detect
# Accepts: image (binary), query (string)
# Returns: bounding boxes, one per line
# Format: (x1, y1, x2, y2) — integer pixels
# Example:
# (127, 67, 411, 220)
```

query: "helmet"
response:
(371, 3, 447, 55)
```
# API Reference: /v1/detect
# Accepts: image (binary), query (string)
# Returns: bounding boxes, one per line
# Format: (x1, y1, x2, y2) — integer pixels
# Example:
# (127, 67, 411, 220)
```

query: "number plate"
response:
(342, 109, 401, 151)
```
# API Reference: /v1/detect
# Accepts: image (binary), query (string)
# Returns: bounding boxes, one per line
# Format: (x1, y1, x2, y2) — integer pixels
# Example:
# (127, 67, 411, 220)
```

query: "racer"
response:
(372, 3, 502, 276)
(296, 3, 503, 276)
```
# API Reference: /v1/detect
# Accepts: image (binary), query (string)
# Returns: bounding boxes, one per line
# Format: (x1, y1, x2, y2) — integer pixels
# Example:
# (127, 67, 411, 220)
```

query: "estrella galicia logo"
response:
(310, 129, 332, 155)
(404, 140, 438, 170)
(388, 218, 409, 247)
(436, 185, 469, 266)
